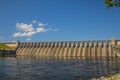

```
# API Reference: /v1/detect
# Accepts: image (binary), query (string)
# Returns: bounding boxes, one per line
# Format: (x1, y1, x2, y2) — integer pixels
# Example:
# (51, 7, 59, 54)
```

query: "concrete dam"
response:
(15, 38, 120, 58)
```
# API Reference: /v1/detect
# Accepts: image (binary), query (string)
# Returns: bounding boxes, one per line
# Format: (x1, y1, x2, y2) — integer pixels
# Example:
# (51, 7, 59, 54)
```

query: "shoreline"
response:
(91, 73, 120, 80)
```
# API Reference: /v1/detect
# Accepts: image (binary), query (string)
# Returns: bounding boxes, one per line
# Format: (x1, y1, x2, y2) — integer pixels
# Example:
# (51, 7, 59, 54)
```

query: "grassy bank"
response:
(0, 43, 12, 57)
(0, 43, 11, 50)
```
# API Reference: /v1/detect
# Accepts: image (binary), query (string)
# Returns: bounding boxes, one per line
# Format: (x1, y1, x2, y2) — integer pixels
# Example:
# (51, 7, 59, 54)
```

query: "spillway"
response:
(16, 40, 118, 58)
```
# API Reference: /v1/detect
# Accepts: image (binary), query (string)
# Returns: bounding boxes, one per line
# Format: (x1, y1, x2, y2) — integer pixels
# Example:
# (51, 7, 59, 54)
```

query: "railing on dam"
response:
(16, 40, 119, 58)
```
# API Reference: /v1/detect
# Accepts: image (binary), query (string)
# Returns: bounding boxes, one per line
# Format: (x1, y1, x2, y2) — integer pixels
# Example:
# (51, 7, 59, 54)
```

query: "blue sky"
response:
(0, 0, 120, 42)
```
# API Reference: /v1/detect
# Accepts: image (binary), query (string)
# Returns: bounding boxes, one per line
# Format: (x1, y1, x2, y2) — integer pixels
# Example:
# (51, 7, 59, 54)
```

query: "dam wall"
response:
(16, 39, 120, 58)
(3, 41, 19, 50)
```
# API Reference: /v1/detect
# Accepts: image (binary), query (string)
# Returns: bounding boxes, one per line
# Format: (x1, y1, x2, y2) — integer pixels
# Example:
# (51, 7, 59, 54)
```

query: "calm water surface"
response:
(0, 57, 120, 80)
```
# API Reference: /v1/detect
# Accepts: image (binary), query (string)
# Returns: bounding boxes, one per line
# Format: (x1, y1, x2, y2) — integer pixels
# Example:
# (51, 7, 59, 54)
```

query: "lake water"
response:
(0, 57, 120, 80)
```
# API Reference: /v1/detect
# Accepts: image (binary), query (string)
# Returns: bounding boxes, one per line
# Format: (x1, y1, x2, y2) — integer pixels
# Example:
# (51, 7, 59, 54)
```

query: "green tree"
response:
(105, 0, 120, 8)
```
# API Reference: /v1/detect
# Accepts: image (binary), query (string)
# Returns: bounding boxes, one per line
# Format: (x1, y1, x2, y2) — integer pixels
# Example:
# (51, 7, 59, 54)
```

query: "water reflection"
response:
(0, 57, 120, 80)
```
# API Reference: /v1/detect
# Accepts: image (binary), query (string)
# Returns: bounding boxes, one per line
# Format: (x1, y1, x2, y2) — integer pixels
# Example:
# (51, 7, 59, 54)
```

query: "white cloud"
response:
(36, 27, 46, 32)
(26, 38, 32, 41)
(12, 21, 58, 38)
(38, 23, 47, 27)
(16, 23, 34, 32)
(32, 20, 47, 27)
(13, 23, 36, 37)
(13, 31, 36, 37)
(32, 20, 37, 23)
(13, 32, 21, 37)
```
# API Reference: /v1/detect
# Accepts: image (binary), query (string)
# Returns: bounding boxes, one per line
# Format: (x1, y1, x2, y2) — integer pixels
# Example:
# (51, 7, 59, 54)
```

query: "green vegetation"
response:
(0, 43, 11, 50)
(105, 0, 120, 8)
(0, 43, 11, 56)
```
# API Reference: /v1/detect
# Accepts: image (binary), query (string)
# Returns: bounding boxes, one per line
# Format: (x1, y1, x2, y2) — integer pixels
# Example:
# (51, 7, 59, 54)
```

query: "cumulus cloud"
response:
(38, 23, 47, 27)
(13, 23, 37, 37)
(13, 31, 36, 37)
(16, 23, 35, 32)
(36, 27, 46, 32)
(32, 20, 47, 27)
(26, 38, 32, 41)
(12, 20, 58, 38)
(32, 20, 37, 23)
